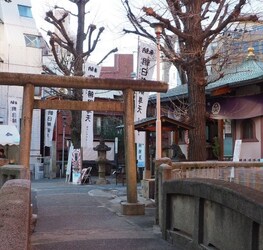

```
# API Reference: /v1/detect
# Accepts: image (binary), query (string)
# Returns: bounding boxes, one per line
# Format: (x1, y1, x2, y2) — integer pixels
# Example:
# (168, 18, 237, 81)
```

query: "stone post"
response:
(154, 157, 172, 226)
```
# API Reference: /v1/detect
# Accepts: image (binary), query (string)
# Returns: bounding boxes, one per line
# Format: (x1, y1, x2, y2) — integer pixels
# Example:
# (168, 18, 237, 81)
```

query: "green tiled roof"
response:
(150, 50, 263, 101)
(206, 55, 263, 91)
(150, 84, 188, 101)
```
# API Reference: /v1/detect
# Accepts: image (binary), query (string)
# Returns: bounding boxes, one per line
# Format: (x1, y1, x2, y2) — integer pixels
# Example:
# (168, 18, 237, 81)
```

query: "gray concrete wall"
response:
(162, 179, 263, 250)
(0, 179, 31, 250)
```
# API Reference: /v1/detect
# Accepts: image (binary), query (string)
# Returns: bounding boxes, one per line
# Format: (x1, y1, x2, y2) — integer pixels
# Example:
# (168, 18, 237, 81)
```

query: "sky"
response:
(31, 0, 263, 68)
(31, 0, 145, 66)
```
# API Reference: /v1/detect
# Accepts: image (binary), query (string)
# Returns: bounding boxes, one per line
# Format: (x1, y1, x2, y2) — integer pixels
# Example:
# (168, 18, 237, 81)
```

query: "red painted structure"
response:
(100, 54, 134, 79)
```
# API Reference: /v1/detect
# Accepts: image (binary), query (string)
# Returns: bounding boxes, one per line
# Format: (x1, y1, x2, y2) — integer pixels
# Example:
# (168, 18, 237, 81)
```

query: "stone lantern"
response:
(93, 138, 111, 184)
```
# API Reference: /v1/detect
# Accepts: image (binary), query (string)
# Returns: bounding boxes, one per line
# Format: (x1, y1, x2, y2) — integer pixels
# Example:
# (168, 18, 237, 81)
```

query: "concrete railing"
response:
(170, 161, 263, 190)
(161, 178, 263, 250)
(0, 179, 31, 250)
(155, 160, 263, 231)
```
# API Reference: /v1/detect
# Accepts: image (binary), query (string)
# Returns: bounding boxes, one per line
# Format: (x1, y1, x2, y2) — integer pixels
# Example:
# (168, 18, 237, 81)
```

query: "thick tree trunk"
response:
(71, 1, 86, 149)
(187, 69, 207, 161)
(183, 2, 207, 161)
(71, 109, 82, 149)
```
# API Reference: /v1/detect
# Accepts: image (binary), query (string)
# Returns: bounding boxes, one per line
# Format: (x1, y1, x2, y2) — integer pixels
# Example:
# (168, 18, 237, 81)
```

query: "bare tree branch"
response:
(54, 5, 77, 17)
(97, 48, 118, 66)
(121, 0, 260, 160)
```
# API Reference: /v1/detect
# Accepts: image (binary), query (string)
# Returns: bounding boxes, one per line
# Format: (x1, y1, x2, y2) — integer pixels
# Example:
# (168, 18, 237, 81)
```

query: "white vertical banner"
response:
(66, 144, 73, 181)
(44, 110, 57, 147)
(230, 139, 242, 182)
(135, 41, 156, 144)
(84, 62, 101, 78)
(8, 97, 21, 130)
(233, 139, 242, 162)
(135, 41, 156, 169)
(81, 63, 101, 148)
(81, 89, 95, 148)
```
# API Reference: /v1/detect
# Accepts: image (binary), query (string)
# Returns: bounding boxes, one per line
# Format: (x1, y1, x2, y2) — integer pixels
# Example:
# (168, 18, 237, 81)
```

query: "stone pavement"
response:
(31, 177, 180, 250)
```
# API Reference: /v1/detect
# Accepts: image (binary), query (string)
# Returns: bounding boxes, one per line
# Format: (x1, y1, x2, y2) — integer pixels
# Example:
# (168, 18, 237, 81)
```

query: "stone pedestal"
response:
(121, 201, 145, 215)
(141, 178, 155, 199)
(93, 139, 111, 185)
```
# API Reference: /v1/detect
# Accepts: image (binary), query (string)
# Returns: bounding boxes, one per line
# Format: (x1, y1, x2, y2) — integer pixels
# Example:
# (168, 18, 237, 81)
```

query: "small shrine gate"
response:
(0, 72, 168, 215)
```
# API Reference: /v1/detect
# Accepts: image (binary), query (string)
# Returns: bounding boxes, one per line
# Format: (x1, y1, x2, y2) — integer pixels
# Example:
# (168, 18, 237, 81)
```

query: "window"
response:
(18, 5, 32, 18)
(24, 34, 42, 48)
(178, 129, 185, 143)
(241, 119, 258, 142)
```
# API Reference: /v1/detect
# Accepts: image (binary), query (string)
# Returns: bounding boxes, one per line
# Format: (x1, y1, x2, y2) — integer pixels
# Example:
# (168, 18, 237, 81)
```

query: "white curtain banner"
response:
(84, 62, 101, 78)
(8, 97, 21, 130)
(81, 63, 101, 148)
(66, 144, 73, 177)
(44, 109, 57, 147)
(135, 41, 156, 144)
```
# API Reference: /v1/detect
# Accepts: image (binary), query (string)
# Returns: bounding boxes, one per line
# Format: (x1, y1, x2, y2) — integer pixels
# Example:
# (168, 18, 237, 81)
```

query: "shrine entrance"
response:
(0, 72, 168, 215)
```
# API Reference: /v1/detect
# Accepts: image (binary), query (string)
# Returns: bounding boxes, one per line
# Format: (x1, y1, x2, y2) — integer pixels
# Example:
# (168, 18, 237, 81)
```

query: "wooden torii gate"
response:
(0, 72, 168, 215)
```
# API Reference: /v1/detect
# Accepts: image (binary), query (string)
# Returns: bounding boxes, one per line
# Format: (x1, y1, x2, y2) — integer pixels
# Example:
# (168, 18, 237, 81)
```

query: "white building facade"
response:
(0, 0, 43, 166)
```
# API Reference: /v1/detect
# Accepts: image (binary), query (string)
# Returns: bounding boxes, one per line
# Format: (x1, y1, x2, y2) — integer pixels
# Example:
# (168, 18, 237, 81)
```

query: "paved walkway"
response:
(31, 177, 178, 250)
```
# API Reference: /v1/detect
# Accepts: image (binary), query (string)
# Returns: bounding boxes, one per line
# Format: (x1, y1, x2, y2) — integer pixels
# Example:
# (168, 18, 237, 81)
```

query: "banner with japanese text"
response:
(66, 144, 73, 181)
(135, 41, 156, 168)
(72, 148, 82, 184)
(137, 143, 146, 168)
(8, 97, 21, 130)
(135, 41, 156, 145)
(44, 110, 57, 147)
(81, 63, 101, 154)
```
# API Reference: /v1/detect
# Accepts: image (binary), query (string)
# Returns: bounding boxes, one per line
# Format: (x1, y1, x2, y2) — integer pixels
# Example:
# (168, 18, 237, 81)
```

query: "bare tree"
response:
(44, 0, 117, 149)
(122, 0, 258, 160)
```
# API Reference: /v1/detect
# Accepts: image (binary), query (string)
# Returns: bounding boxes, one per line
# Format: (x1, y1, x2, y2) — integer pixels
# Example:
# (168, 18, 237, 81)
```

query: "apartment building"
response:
(0, 0, 43, 166)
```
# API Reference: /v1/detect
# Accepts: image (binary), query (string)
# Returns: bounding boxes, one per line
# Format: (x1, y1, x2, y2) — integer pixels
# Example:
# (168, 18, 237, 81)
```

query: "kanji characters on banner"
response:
(135, 41, 156, 168)
(135, 41, 156, 145)
(8, 97, 20, 130)
(81, 62, 101, 149)
(44, 109, 57, 147)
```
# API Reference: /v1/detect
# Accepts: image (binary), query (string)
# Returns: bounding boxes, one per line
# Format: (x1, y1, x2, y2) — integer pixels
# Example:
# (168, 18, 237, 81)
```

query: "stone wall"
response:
(0, 179, 31, 250)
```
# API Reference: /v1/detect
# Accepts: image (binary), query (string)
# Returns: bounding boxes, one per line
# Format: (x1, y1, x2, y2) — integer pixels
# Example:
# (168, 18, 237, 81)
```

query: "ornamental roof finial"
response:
(246, 47, 255, 60)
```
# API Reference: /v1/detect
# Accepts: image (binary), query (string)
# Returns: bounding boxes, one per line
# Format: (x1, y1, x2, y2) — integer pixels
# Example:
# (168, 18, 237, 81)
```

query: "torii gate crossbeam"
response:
(0, 72, 168, 215)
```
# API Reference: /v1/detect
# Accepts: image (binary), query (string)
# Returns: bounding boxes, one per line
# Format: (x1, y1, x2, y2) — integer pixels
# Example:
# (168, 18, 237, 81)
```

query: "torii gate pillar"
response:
(121, 89, 145, 215)
(19, 84, 34, 179)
